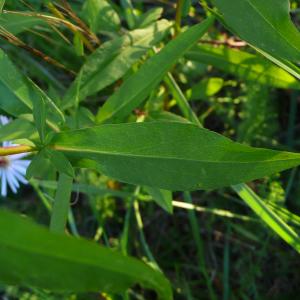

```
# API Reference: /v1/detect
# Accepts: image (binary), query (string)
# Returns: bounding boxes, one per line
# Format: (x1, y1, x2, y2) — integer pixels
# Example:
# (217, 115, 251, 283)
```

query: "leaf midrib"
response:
(53, 145, 300, 165)
(243, 0, 300, 55)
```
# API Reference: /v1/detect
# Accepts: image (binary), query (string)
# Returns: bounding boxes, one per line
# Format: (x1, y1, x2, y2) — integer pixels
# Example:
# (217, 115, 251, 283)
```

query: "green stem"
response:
(175, 0, 185, 34)
(223, 225, 230, 300)
(199, 0, 212, 16)
(164, 73, 201, 126)
(184, 192, 217, 300)
(133, 197, 161, 272)
(120, 195, 134, 255)
(50, 173, 73, 233)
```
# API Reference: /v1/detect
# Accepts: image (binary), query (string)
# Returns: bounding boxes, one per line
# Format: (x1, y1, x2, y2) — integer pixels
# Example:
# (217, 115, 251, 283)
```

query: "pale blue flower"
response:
(0, 116, 31, 197)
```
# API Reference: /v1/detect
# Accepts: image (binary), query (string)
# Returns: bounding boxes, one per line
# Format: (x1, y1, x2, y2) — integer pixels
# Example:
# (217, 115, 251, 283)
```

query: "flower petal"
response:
(6, 169, 20, 194)
(10, 160, 31, 175)
(1, 169, 7, 197)
(0, 116, 10, 126)
(10, 153, 29, 161)
(10, 166, 28, 185)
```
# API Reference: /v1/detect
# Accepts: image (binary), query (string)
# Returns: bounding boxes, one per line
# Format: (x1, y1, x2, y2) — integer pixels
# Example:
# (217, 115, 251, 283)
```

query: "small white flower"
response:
(0, 116, 31, 197)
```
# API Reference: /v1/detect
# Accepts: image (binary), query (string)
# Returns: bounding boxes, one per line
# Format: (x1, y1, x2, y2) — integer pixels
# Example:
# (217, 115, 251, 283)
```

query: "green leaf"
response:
(73, 32, 84, 57)
(146, 111, 190, 124)
(32, 94, 47, 143)
(0, 49, 64, 129)
(233, 184, 300, 253)
(96, 17, 214, 123)
(182, 0, 192, 17)
(0, 0, 5, 12)
(63, 19, 171, 108)
(49, 122, 300, 191)
(0, 118, 37, 143)
(136, 7, 163, 28)
(146, 187, 173, 214)
(0, 14, 45, 34)
(186, 45, 300, 90)
(213, 0, 300, 62)
(82, 0, 121, 33)
(189, 77, 224, 101)
(0, 209, 172, 299)
(45, 149, 75, 178)
(26, 151, 48, 180)
(120, 0, 137, 29)
(50, 173, 73, 234)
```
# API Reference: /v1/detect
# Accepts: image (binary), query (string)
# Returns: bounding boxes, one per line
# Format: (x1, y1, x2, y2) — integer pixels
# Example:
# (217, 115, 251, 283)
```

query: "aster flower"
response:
(0, 116, 31, 197)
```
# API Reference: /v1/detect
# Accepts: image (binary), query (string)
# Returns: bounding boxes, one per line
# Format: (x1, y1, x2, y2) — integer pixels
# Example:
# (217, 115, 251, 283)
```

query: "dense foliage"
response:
(1, 0, 300, 299)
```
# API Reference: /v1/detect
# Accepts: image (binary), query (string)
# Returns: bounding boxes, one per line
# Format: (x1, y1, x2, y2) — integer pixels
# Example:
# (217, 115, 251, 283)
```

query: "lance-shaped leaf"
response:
(213, 0, 300, 63)
(96, 17, 214, 124)
(63, 20, 171, 108)
(186, 45, 300, 90)
(0, 209, 172, 300)
(49, 122, 300, 191)
(0, 14, 45, 34)
(0, 49, 64, 129)
(82, 0, 121, 33)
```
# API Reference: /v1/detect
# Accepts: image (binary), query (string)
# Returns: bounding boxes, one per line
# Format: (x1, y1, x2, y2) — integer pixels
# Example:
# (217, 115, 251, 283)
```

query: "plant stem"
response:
(0, 145, 35, 156)
(164, 73, 201, 126)
(175, 0, 185, 34)
(50, 173, 73, 234)
(199, 0, 212, 16)
(133, 197, 161, 272)
(120, 196, 134, 256)
(184, 192, 217, 300)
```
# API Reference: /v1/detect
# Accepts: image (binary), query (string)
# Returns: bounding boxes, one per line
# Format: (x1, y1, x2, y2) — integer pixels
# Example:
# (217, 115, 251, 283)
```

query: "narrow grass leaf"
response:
(233, 184, 300, 253)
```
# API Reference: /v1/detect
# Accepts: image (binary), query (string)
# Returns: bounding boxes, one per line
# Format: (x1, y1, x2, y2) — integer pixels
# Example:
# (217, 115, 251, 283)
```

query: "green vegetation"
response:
(1, 0, 300, 299)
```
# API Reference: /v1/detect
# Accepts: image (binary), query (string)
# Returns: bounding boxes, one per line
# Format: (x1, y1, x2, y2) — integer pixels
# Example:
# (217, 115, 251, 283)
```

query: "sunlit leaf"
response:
(49, 122, 300, 191)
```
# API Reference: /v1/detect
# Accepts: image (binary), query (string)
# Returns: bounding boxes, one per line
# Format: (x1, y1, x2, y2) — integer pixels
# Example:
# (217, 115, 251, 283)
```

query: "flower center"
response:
(0, 157, 9, 168)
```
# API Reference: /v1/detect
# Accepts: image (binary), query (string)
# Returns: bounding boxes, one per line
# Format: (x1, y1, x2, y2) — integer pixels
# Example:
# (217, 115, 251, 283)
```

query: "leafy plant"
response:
(1, 0, 300, 299)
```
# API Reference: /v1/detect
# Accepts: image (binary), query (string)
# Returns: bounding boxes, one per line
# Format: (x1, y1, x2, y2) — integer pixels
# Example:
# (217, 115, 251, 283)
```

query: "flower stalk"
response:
(0, 145, 36, 156)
